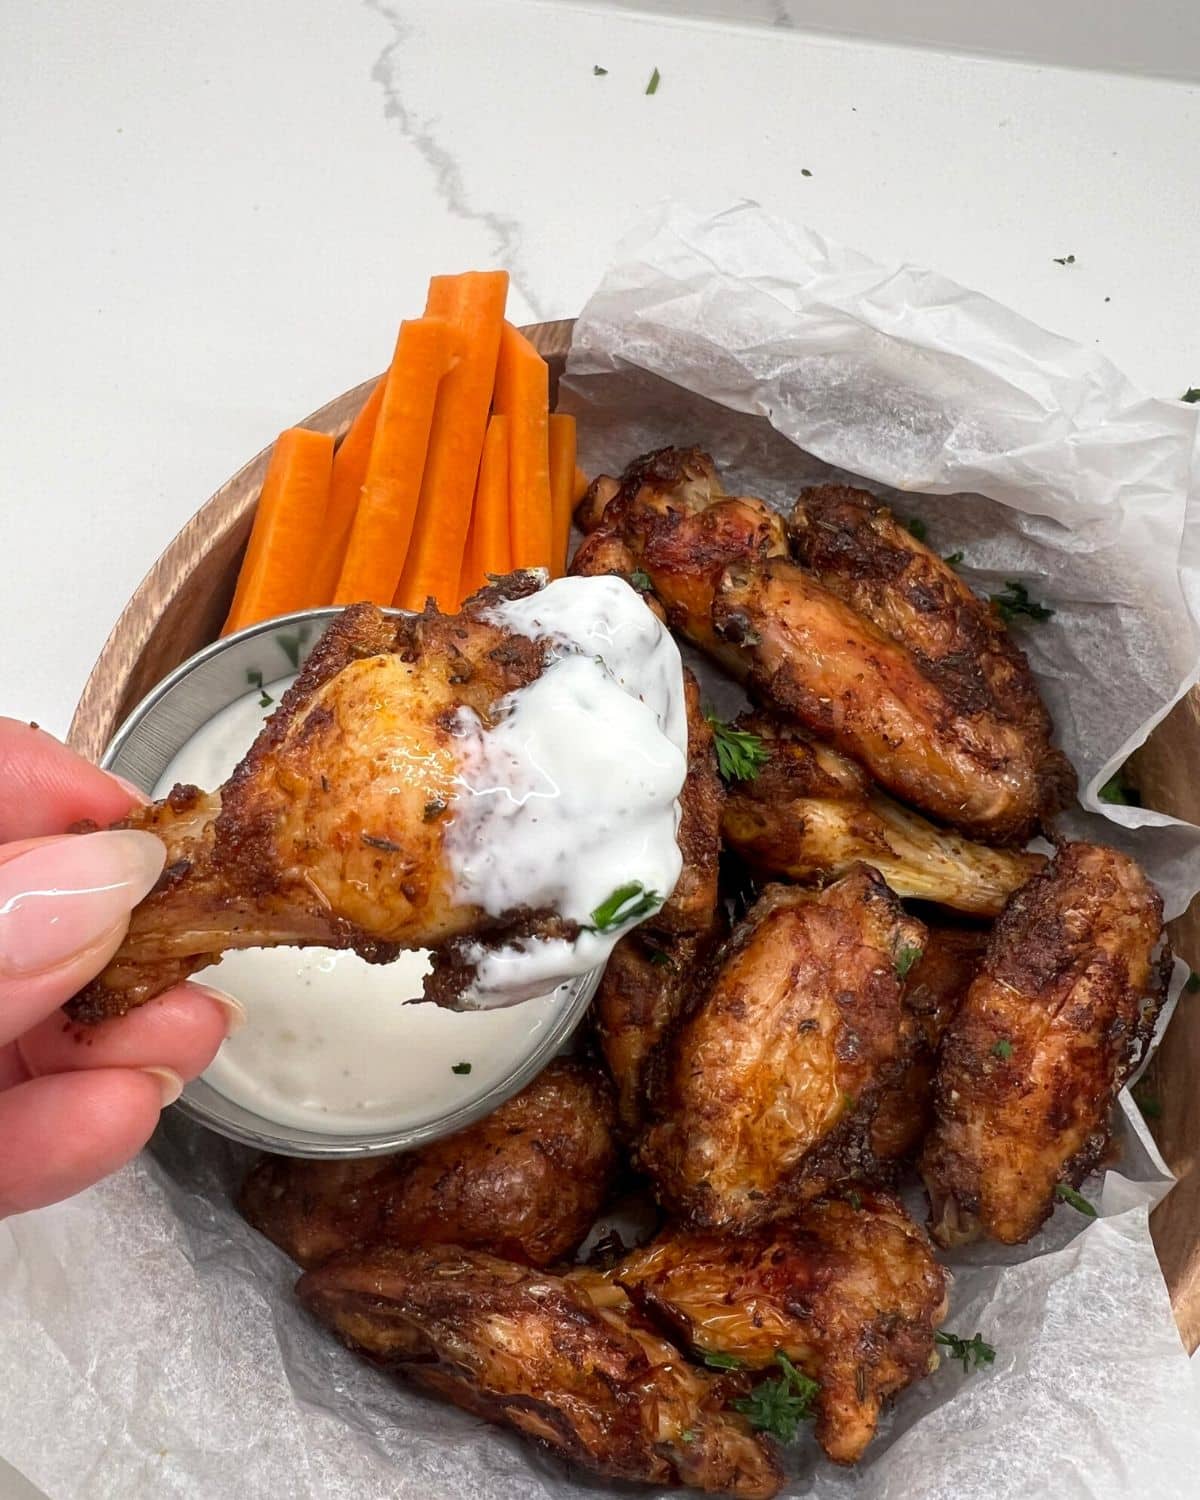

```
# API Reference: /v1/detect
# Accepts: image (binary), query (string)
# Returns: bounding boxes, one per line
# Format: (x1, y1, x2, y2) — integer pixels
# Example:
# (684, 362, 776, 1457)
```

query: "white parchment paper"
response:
(4, 201, 1199, 1499)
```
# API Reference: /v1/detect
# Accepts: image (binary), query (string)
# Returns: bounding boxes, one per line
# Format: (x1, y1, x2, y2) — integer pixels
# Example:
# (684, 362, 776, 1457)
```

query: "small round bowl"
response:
(101, 606, 601, 1158)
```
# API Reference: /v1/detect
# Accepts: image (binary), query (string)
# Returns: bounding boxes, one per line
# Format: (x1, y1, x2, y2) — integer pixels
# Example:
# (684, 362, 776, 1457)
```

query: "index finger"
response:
(0, 718, 142, 841)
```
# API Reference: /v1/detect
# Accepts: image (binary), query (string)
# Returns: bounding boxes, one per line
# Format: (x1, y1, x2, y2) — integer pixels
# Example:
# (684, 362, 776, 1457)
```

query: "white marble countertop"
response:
(3, 0, 1199, 739)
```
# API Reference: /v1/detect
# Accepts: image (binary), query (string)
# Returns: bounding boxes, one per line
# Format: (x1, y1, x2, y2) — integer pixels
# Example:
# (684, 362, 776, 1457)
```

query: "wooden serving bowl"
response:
(68, 318, 1200, 1352)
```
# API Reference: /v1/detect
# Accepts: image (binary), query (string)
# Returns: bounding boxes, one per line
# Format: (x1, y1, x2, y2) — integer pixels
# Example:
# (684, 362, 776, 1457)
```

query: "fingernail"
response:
(192, 983, 247, 1036)
(0, 831, 166, 977)
(140, 1065, 184, 1107)
(107, 772, 149, 805)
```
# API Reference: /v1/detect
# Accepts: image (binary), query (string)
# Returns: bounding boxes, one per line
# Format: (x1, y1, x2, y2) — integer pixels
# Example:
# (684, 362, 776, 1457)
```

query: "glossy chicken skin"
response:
(578, 448, 1068, 843)
(921, 842, 1169, 1246)
(615, 1189, 948, 1465)
(239, 1059, 617, 1269)
(298, 1245, 783, 1498)
(871, 925, 988, 1162)
(721, 714, 1043, 917)
(594, 673, 725, 1133)
(639, 869, 924, 1228)
(68, 580, 569, 1022)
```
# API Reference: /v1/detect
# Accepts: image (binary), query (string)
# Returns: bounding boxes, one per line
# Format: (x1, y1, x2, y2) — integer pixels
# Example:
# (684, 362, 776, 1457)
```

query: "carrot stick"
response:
(493, 322, 553, 572)
(309, 377, 385, 604)
(548, 413, 576, 577)
(459, 415, 510, 601)
(223, 427, 334, 635)
(333, 317, 460, 606)
(395, 271, 509, 611)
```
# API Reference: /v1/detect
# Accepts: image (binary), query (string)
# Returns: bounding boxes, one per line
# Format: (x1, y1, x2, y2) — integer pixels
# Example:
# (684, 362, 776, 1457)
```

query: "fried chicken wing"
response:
(871, 925, 987, 1163)
(578, 448, 1069, 843)
(238, 1058, 617, 1269)
(639, 870, 924, 1228)
(721, 714, 1043, 916)
(614, 1189, 948, 1465)
(594, 673, 726, 1132)
(298, 1245, 783, 1497)
(920, 842, 1169, 1246)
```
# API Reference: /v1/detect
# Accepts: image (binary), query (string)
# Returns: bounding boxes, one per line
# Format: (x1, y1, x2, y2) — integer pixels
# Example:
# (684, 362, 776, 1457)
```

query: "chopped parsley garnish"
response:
(451, 1061, 472, 1075)
(679, 1429, 697, 1445)
(1052, 253, 1076, 265)
(992, 1038, 1014, 1060)
(732, 1353, 819, 1442)
(906, 516, 928, 542)
(645, 66, 661, 95)
(630, 569, 653, 593)
(1132, 1086, 1162, 1120)
(593, 64, 608, 76)
(1055, 1183, 1097, 1218)
(1187, 971, 1200, 994)
(246, 669, 273, 707)
(990, 580, 1054, 623)
(801, 167, 813, 177)
(589, 881, 662, 933)
(1183, 388, 1200, 404)
(935, 1330, 996, 1373)
(943, 550, 964, 566)
(706, 714, 771, 783)
(1099, 769, 1141, 806)
(277, 628, 310, 670)
(846, 1189, 863, 1211)
(702, 1350, 744, 1371)
(894, 944, 923, 980)
(647, 947, 674, 968)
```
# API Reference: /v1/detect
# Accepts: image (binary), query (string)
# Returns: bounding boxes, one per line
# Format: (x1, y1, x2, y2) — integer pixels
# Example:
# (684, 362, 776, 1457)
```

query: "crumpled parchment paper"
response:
(3, 201, 1199, 1500)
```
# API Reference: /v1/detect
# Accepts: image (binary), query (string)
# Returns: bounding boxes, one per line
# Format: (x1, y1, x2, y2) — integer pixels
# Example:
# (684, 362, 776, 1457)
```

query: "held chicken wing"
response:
(577, 448, 1071, 843)
(920, 842, 1170, 1246)
(614, 1188, 948, 1465)
(721, 714, 1043, 917)
(297, 1245, 783, 1498)
(871, 925, 987, 1163)
(239, 1059, 617, 1269)
(639, 869, 924, 1228)
(69, 572, 687, 1021)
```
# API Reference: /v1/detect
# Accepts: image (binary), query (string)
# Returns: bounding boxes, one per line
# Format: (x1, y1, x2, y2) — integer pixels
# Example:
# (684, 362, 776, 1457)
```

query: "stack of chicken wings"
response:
(240, 449, 1169, 1498)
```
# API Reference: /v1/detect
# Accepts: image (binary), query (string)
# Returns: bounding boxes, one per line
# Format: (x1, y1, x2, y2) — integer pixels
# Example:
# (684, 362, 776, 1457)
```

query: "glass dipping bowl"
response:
(100, 608, 601, 1158)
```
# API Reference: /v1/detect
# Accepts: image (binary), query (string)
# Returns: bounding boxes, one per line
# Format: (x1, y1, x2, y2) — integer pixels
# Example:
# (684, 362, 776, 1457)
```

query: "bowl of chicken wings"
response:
(66, 320, 1198, 1497)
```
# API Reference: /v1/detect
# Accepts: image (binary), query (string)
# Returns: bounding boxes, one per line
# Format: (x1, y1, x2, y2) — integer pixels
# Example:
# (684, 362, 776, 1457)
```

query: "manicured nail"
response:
(192, 983, 247, 1036)
(107, 772, 149, 805)
(0, 831, 166, 977)
(140, 1065, 184, 1107)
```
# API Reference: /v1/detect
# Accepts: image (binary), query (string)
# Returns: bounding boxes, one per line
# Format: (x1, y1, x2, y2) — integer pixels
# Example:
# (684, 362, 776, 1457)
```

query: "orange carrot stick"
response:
(395, 271, 509, 611)
(333, 317, 459, 607)
(548, 413, 576, 577)
(459, 414, 510, 601)
(310, 376, 385, 604)
(223, 427, 334, 635)
(492, 322, 553, 572)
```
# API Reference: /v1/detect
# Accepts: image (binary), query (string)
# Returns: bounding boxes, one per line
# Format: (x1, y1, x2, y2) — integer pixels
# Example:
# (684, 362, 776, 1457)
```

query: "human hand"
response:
(0, 718, 243, 1217)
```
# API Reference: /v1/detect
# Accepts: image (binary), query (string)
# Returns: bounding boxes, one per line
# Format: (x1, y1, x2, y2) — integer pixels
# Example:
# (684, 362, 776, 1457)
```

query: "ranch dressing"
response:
(154, 681, 564, 1135)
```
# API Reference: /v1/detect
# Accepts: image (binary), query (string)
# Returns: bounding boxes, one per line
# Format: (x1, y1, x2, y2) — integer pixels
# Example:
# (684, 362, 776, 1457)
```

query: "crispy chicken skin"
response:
(871, 926, 988, 1163)
(297, 1245, 783, 1498)
(721, 714, 1043, 917)
(594, 673, 725, 1132)
(639, 870, 924, 1228)
(615, 1189, 948, 1465)
(788, 484, 1074, 817)
(68, 579, 581, 1023)
(578, 448, 1067, 843)
(920, 842, 1169, 1246)
(238, 1059, 618, 1269)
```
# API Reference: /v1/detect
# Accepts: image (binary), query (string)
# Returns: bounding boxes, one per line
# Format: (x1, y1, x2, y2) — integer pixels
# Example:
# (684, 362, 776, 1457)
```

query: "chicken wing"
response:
(297, 1245, 783, 1497)
(920, 842, 1169, 1246)
(871, 925, 987, 1163)
(238, 1058, 617, 1269)
(639, 870, 924, 1228)
(614, 1188, 948, 1465)
(577, 448, 1070, 843)
(69, 572, 684, 1021)
(594, 673, 725, 1132)
(721, 714, 1043, 916)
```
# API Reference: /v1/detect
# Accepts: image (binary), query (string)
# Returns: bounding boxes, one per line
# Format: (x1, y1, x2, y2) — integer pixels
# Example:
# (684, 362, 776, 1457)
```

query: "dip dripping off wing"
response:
(68, 580, 569, 1022)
